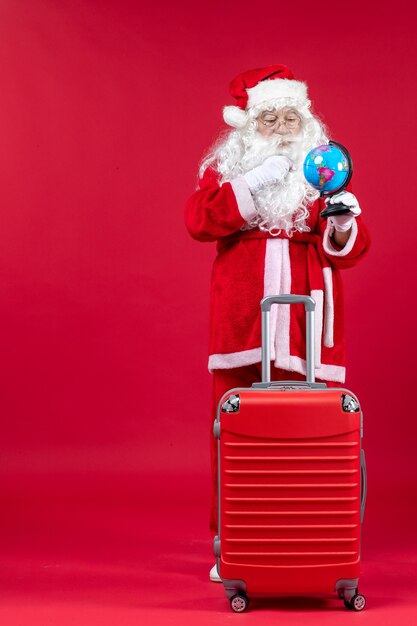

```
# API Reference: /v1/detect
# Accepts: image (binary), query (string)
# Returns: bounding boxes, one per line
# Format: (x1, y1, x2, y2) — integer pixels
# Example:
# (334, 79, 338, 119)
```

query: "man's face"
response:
(256, 106, 302, 142)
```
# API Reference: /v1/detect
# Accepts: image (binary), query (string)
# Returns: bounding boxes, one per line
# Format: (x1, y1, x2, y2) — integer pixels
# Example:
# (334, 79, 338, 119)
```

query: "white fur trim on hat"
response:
(223, 105, 248, 128)
(247, 78, 308, 109)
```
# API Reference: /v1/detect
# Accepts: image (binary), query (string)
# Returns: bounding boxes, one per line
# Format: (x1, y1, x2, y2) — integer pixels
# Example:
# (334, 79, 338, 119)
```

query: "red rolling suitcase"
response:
(213, 295, 367, 612)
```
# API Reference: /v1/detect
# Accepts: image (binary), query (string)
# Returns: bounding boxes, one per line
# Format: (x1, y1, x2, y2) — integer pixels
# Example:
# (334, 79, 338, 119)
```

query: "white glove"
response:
(243, 155, 292, 193)
(326, 191, 362, 232)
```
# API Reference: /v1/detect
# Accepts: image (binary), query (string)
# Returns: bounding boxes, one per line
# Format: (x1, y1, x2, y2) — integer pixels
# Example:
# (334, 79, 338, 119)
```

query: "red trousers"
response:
(209, 363, 339, 537)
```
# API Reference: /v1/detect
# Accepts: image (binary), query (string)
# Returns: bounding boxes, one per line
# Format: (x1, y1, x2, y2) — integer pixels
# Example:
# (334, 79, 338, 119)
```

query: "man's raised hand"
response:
(243, 155, 293, 194)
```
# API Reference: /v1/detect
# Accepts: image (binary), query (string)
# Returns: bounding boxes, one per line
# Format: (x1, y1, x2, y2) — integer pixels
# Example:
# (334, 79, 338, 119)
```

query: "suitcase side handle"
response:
(260, 295, 316, 384)
(360, 449, 367, 522)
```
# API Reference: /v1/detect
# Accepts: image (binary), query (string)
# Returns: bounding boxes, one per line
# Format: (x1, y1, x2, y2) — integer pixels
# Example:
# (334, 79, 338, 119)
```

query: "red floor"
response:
(1, 474, 416, 626)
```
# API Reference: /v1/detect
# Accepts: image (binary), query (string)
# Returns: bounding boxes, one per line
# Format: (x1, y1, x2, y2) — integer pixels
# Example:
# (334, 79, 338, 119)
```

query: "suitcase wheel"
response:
(230, 593, 249, 613)
(344, 594, 366, 612)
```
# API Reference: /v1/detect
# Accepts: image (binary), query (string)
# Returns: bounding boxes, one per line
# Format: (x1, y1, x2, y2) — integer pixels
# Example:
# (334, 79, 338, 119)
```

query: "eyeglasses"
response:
(258, 111, 301, 129)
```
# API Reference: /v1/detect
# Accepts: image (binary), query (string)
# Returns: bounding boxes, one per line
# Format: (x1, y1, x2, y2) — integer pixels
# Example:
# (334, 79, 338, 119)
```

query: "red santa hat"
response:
(223, 64, 311, 129)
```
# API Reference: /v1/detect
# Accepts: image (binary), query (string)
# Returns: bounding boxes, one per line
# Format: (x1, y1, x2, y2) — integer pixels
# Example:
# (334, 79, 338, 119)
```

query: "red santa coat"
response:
(185, 168, 370, 383)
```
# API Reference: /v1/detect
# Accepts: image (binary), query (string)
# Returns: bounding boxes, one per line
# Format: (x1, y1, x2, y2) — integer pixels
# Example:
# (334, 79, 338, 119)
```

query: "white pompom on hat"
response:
(223, 64, 311, 128)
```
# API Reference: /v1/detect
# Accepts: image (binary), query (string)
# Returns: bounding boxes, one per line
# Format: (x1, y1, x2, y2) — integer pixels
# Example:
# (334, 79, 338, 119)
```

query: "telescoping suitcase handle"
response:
(261, 295, 316, 384)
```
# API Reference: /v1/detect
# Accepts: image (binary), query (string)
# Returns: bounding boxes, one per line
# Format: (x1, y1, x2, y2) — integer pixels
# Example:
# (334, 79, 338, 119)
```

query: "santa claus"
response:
(184, 65, 370, 582)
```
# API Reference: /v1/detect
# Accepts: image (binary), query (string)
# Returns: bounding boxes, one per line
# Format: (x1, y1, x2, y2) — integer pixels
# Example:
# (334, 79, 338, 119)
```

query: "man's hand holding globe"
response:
(303, 141, 361, 246)
(326, 191, 362, 233)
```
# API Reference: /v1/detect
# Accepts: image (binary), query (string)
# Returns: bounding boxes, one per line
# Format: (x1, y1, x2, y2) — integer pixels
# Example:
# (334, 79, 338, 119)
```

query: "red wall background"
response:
(0, 0, 416, 623)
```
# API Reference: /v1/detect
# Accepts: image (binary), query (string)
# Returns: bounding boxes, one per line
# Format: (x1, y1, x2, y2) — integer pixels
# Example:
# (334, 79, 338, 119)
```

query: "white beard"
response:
(239, 132, 314, 235)
(202, 121, 326, 236)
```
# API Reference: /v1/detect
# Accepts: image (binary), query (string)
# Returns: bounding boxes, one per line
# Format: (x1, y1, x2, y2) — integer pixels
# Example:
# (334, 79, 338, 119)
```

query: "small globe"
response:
(303, 142, 351, 195)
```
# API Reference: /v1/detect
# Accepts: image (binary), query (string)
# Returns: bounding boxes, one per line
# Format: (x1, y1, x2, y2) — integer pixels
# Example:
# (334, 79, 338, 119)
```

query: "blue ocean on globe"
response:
(303, 144, 350, 194)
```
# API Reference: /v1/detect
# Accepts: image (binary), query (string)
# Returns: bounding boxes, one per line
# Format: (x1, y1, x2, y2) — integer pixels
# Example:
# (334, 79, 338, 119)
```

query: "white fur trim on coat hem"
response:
(283, 355, 346, 383)
(323, 218, 358, 257)
(208, 349, 345, 383)
(230, 177, 258, 223)
(209, 347, 262, 371)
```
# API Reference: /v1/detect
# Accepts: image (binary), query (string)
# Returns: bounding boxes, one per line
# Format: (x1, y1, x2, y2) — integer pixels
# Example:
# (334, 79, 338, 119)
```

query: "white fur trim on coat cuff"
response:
(230, 177, 258, 223)
(323, 218, 358, 257)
